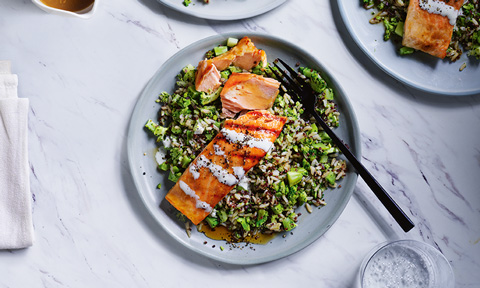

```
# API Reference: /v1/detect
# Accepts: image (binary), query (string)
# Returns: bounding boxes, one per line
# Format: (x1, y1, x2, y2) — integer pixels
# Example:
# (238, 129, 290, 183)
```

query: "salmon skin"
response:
(211, 37, 267, 71)
(165, 110, 287, 225)
(195, 37, 267, 93)
(403, 0, 463, 59)
(220, 72, 280, 117)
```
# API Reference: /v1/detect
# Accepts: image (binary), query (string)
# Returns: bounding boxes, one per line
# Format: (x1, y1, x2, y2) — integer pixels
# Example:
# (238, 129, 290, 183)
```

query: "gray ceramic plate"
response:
(127, 33, 360, 265)
(338, 0, 480, 96)
(156, 0, 286, 20)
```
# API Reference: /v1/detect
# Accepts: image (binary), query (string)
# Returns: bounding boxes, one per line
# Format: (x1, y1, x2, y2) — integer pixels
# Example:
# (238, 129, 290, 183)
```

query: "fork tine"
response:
(272, 61, 303, 96)
(265, 63, 302, 102)
(276, 58, 310, 88)
(264, 66, 279, 81)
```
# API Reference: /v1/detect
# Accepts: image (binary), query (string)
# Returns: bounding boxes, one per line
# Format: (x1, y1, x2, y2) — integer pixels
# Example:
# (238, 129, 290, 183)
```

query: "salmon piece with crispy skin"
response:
(195, 37, 267, 93)
(211, 37, 267, 71)
(195, 59, 222, 93)
(165, 110, 287, 225)
(220, 72, 280, 117)
(403, 0, 463, 59)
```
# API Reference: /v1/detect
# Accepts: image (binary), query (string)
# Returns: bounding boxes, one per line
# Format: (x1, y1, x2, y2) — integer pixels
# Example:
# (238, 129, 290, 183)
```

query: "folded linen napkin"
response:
(0, 61, 34, 249)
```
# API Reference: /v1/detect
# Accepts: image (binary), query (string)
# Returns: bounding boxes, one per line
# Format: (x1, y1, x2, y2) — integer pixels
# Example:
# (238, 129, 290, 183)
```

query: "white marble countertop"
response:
(1, 0, 479, 287)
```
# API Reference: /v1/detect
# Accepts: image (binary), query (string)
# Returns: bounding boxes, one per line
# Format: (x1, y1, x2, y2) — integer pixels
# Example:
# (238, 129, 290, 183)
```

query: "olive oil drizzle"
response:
(198, 225, 276, 245)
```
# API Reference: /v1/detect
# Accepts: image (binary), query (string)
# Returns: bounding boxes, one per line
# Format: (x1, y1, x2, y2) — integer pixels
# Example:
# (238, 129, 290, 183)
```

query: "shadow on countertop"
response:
(329, 0, 480, 107)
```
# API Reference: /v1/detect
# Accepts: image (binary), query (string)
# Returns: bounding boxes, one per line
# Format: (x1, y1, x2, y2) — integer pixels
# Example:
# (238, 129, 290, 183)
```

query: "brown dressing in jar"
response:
(198, 225, 276, 245)
(40, 0, 95, 12)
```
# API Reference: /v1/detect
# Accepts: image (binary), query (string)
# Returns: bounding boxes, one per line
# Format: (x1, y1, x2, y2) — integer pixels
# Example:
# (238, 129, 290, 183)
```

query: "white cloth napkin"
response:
(0, 61, 34, 249)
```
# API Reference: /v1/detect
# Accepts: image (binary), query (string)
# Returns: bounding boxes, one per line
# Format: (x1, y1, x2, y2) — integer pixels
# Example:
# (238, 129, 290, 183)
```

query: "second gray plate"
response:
(156, 0, 286, 20)
(337, 0, 480, 96)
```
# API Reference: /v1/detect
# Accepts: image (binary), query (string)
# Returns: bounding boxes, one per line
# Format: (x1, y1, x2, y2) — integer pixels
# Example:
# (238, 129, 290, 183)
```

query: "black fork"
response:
(268, 58, 414, 233)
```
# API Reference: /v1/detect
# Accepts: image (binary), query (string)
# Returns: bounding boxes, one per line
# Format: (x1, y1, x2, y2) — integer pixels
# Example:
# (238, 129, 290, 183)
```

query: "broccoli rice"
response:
(145, 38, 347, 243)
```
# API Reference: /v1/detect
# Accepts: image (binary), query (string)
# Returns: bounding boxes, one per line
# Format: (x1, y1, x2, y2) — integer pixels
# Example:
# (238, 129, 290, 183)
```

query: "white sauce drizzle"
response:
(233, 166, 245, 179)
(419, 0, 459, 25)
(189, 164, 200, 180)
(186, 128, 265, 201)
(237, 176, 250, 191)
(155, 148, 167, 166)
(196, 155, 238, 186)
(213, 144, 225, 156)
(162, 136, 172, 148)
(220, 128, 273, 152)
(179, 180, 213, 213)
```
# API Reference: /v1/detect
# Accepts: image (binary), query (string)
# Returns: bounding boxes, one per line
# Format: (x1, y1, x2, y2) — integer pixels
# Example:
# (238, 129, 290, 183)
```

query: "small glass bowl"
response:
(358, 240, 455, 288)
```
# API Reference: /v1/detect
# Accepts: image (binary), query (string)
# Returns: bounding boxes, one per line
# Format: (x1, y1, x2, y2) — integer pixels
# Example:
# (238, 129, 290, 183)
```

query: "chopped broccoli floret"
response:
(325, 171, 336, 186)
(299, 67, 327, 93)
(237, 217, 250, 231)
(200, 86, 222, 105)
(145, 120, 168, 141)
(472, 31, 480, 45)
(272, 204, 284, 215)
(362, 0, 374, 7)
(145, 119, 157, 133)
(383, 17, 399, 41)
(168, 170, 181, 183)
(220, 70, 231, 80)
(399, 47, 415, 55)
(468, 45, 480, 59)
(158, 91, 170, 103)
(218, 210, 228, 223)
(322, 88, 334, 100)
(297, 191, 308, 206)
(287, 167, 307, 186)
(205, 216, 219, 228)
(282, 217, 296, 231)
(256, 209, 268, 227)
(182, 64, 195, 82)
(462, 3, 475, 15)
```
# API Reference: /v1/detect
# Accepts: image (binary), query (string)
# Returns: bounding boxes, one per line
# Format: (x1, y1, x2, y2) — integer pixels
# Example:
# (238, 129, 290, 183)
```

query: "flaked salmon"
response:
(195, 59, 222, 93)
(212, 37, 267, 71)
(403, 0, 463, 59)
(194, 37, 267, 93)
(220, 72, 280, 117)
(165, 110, 287, 225)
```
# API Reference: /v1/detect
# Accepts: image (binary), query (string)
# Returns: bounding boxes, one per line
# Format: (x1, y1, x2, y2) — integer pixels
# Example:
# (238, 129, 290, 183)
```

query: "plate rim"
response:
(127, 32, 361, 264)
(155, 0, 287, 21)
(337, 0, 480, 96)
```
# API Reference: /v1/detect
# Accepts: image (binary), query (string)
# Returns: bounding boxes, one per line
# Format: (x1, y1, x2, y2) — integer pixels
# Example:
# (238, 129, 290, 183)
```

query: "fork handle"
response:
(309, 111, 415, 232)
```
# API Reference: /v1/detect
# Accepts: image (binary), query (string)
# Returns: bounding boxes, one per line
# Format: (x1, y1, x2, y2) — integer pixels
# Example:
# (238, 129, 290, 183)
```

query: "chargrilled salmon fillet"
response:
(195, 59, 222, 93)
(165, 110, 287, 225)
(221, 72, 280, 117)
(403, 0, 463, 58)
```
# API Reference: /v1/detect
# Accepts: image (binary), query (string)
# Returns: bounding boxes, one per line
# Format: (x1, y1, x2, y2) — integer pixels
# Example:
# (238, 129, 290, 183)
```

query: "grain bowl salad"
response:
(362, 0, 480, 62)
(145, 37, 347, 243)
